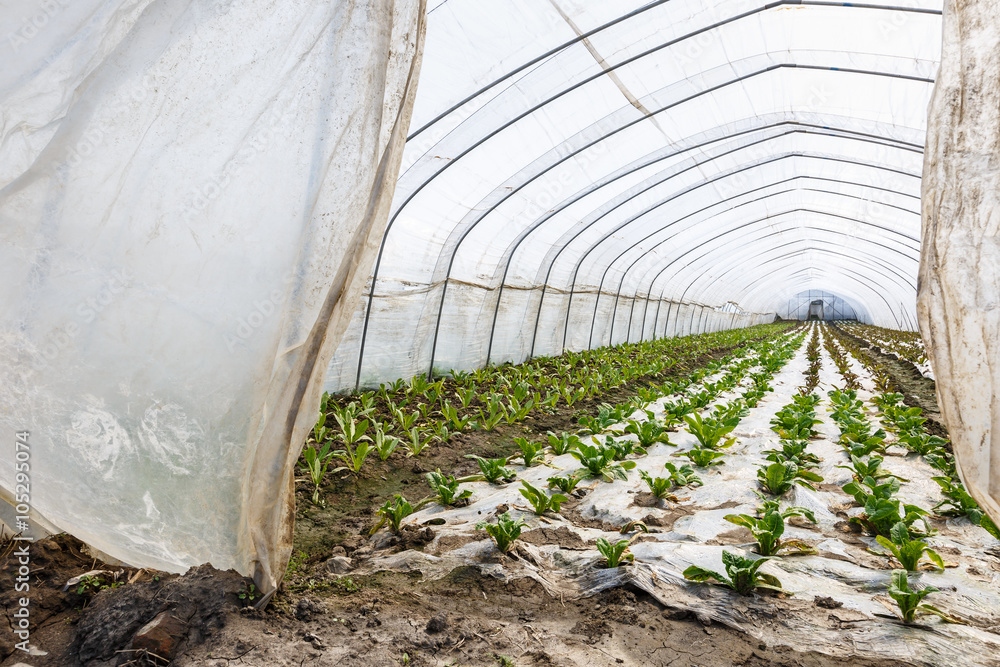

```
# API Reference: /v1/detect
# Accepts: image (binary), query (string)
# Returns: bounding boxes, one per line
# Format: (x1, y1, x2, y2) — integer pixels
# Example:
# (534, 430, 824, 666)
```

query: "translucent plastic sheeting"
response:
(327, 0, 942, 391)
(919, 0, 1000, 538)
(0, 0, 426, 594)
(355, 331, 1000, 665)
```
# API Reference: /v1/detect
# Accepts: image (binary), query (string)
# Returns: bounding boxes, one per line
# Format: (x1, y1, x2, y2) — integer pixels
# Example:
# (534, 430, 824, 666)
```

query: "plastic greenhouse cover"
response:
(326, 0, 941, 392)
(0, 0, 426, 593)
(919, 0, 1000, 580)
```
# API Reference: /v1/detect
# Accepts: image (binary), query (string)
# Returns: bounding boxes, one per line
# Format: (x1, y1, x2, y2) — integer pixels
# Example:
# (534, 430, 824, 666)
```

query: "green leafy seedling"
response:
(372, 426, 401, 461)
(546, 431, 582, 455)
(683, 550, 787, 596)
(724, 510, 815, 556)
(680, 447, 726, 467)
(624, 419, 673, 447)
(684, 412, 738, 450)
(466, 455, 516, 484)
(887, 569, 962, 624)
(664, 461, 702, 487)
(519, 480, 568, 515)
(426, 470, 473, 506)
(403, 427, 433, 456)
(570, 441, 636, 481)
(301, 441, 335, 505)
(512, 437, 544, 467)
(596, 537, 634, 567)
(638, 470, 678, 500)
(370, 494, 430, 534)
(757, 461, 822, 496)
(476, 511, 528, 553)
(875, 523, 945, 571)
(547, 473, 583, 494)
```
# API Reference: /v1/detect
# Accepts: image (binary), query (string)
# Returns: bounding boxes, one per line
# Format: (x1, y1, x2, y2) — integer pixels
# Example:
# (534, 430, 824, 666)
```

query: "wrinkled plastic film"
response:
(0, 0, 426, 593)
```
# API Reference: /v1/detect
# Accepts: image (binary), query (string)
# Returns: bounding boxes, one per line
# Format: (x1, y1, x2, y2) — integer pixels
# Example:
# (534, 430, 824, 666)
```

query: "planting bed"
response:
(4, 323, 999, 667)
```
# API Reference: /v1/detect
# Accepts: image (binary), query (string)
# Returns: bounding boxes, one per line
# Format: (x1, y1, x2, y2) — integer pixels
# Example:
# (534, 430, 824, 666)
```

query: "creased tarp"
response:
(918, 0, 1000, 529)
(0, 0, 426, 594)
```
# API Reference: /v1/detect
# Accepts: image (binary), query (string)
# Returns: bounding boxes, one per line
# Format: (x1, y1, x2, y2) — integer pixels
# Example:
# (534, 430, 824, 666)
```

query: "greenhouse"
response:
(2, 0, 1000, 665)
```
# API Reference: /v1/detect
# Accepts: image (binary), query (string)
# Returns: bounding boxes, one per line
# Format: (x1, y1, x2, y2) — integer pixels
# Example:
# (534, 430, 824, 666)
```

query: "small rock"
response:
(130, 612, 187, 661)
(814, 596, 843, 609)
(426, 614, 448, 634)
(325, 556, 354, 574)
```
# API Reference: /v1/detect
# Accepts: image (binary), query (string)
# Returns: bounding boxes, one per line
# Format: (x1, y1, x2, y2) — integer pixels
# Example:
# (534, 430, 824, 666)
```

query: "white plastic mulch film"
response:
(326, 0, 941, 392)
(0, 0, 426, 593)
(919, 0, 1000, 547)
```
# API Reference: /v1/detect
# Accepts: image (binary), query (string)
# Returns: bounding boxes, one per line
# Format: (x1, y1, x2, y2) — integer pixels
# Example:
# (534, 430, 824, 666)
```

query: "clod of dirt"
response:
(569, 618, 612, 644)
(294, 597, 326, 621)
(520, 526, 586, 549)
(398, 525, 435, 550)
(426, 613, 448, 633)
(814, 596, 844, 609)
(73, 563, 246, 665)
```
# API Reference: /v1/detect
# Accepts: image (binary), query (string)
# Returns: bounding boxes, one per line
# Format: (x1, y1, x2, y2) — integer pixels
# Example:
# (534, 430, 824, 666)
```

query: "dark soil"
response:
(296, 334, 781, 560)
(829, 325, 947, 438)
(0, 534, 919, 667)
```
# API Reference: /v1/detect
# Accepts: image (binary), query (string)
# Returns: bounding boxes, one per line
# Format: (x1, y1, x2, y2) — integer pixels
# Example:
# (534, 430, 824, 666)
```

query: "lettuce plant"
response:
(684, 412, 738, 450)
(683, 550, 787, 595)
(519, 480, 568, 515)
(547, 473, 583, 494)
(300, 441, 335, 505)
(724, 510, 815, 556)
(623, 419, 673, 447)
(595, 537, 634, 567)
(757, 461, 822, 495)
(476, 511, 528, 553)
(465, 455, 516, 484)
(546, 431, 581, 455)
(639, 471, 679, 501)
(664, 461, 702, 487)
(681, 447, 725, 467)
(513, 437, 544, 467)
(403, 427, 433, 456)
(371, 494, 428, 534)
(887, 570, 961, 624)
(426, 470, 472, 506)
(372, 425, 401, 461)
(875, 523, 944, 571)
(570, 442, 636, 481)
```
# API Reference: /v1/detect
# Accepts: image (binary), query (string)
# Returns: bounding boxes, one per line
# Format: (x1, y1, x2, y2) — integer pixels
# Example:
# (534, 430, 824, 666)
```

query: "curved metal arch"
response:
(654, 236, 916, 333)
(693, 257, 899, 329)
(605, 199, 921, 345)
(654, 241, 913, 338)
(547, 152, 921, 350)
(520, 156, 920, 356)
(649, 250, 905, 342)
(601, 216, 919, 348)
(417, 75, 927, 378)
(633, 231, 915, 339)
(476, 123, 923, 360)
(408, 0, 941, 141)
(361, 59, 934, 385)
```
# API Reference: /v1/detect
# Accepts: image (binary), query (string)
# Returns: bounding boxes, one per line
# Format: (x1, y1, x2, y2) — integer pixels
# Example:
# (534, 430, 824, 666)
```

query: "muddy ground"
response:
(1, 326, 936, 666)
(1, 534, 912, 667)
